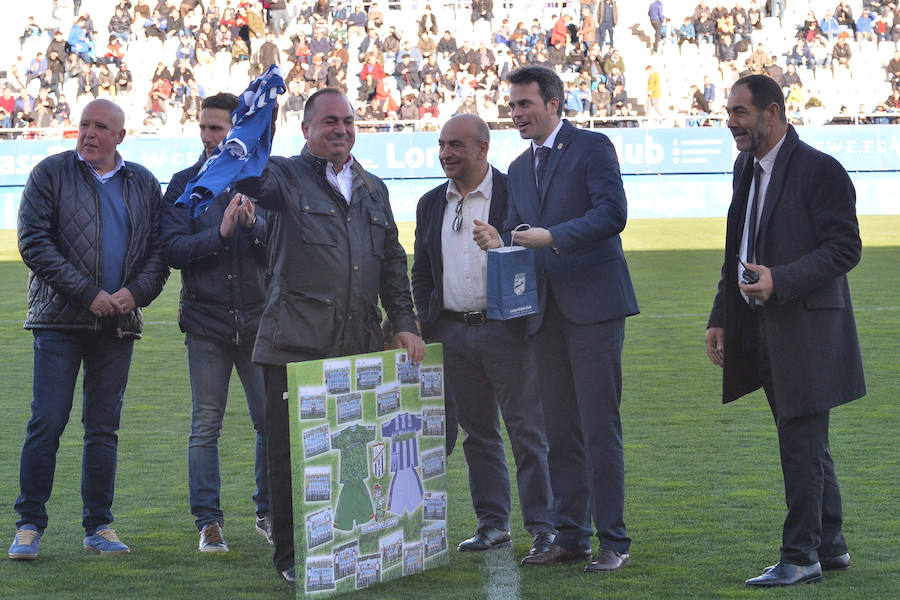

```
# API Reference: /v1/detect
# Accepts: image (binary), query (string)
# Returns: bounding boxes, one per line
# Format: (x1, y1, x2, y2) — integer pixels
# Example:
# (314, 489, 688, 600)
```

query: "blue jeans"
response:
(186, 334, 268, 530)
(15, 328, 134, 535)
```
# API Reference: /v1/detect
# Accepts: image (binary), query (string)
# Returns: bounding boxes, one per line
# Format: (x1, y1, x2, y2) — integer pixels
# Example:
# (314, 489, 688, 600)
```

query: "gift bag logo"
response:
(514, 272, 527, 296)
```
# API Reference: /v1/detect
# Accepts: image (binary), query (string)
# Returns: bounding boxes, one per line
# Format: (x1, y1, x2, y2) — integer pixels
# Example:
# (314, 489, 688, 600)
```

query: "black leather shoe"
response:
(457, 527, 511, 552)
(526, 532, 555, 557)
(520, 543, 592, 566)
(280, 566, 296, 583)
(585, 548, 630, 572)
(764, 552, 850, 574)
(821, 553, 850, 571)
(746, 562, 822, 587)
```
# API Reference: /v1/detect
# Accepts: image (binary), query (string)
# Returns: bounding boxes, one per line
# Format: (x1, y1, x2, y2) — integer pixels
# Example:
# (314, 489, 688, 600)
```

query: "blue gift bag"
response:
(486, 246, 539, 320)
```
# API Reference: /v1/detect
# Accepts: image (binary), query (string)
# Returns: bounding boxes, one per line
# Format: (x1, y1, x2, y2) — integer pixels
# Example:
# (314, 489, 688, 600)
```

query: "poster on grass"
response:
(288, 344, 448, 597)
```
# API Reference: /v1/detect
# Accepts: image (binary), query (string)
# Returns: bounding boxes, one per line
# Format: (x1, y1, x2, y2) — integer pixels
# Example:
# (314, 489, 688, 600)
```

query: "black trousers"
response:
(263, 364, 294, 573)
(753, 312, 848, 565)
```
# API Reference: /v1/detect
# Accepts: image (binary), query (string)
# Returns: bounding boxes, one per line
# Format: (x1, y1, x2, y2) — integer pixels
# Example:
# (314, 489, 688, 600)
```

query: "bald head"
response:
(77, 99, 127, 176)
(85, 99, 126, 130)
(439, 114, 491, 195)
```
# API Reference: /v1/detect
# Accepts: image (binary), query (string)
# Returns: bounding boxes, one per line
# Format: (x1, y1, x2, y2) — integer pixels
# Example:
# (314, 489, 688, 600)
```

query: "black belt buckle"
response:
(462, 311, 487, 326)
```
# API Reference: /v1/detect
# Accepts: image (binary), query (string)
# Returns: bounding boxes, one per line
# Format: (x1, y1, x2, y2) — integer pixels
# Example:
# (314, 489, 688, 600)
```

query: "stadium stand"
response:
(2, 0, 899, 138)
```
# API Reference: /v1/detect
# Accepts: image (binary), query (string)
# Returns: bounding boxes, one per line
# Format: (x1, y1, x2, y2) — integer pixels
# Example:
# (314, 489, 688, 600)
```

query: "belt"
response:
(441, 310, 487, 326)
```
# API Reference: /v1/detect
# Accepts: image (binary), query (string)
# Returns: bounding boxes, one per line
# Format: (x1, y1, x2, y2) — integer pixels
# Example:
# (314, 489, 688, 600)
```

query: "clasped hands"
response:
(89, 288, 135, 318)
(219, 193, 257, 239)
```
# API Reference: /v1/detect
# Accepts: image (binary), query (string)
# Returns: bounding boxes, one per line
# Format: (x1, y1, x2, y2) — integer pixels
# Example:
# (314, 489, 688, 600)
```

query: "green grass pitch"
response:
(0, 216, 897, 599)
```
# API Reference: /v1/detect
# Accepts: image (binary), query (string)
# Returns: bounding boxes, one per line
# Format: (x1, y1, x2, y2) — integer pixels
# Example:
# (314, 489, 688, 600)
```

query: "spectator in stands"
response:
(19, 16, 42, 50)
(304, 53, 328, 91)
(734, 11, 752, 43)
(833, 2, 855, 32)
(77, 63, 99, 100)
(398, 93, 419, 121)
(453, 41, 477, 76)
(856, 10, 876, 42)
(456, 94, 478, 115)
(471, 0, 494, 26)
(649, 0, 664, 53)
(104, 36, 125, 68)
(885, 88, 900, 110)
(769, 0, 785, 22)
(605, 65, 625, 92)
(282, 80, 306, 123)
(231, 35, 251, 68)
(886, 51, 900, 88)
(64, 52, 82, 84)
(359, 53, 385, 84)
(69, 16, 96, 63)
(368, 2, 385, 29)
(358, 29, 382, 62)
(764, 55, 784, 82)
(832, 32, 853, 72)
(597, 0, 617, 49)
(679, 17, 697, 47)
(419, 32, 437, 57)
(26, 53, 48, 86)
(550, 14, 570, 47)
(703, 75, 715, 104)
(603, 48, 625, 75)
(97, 64, 116, 97)
(394, 54, 421, 90)
(54, 93, 71, 124)
(109, 7, 132, 42)
(690, 83, 710, 113)
(115, 62, 133, 94)
(800, 10, 823, 41)
(382, 25, 402, 62)
(787, 38, 813, 69)
(347, 3, 367, 37)
(269, 0, 290, 35)
(780, 62, 802, 92)
(330, 40, 350, 69)
(180, 83, 201, 124)
(809, 36, 832, 71)
(646, 64, 663, 118)
(0, 88, 16, 116)
(259, 32, 281, 69)
(579, 7, 598, 53)
(145, 9, 169, 42)
(820, 10, 841, 40)
(749, 43, 769, 72)
(326, 57, 349, 93)
(32, 88, 56, 128)
(747, 0, 762, 30)
(419, 4, 438, 36)
(146, 81, 170, 125)
(695, 13, 715, 44)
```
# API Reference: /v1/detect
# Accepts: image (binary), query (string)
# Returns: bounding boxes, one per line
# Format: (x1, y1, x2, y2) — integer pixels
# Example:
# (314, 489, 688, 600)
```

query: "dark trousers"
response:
(532, 292, 629, 553)
(16, 328, 134, 535)
(650, 20, 662, 51)
(754, 313, 847, 565)
(432, 315, 554, 535)
(263, 364, 294, 573)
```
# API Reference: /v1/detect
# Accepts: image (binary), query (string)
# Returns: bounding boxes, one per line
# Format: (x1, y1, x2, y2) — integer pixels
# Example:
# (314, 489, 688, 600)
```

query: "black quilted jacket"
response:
(18, 151, 169, 338)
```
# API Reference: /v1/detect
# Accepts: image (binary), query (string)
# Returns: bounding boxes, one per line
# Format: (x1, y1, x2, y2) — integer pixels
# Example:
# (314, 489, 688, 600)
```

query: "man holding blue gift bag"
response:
(412, 114, 556, 562)
(474, 66, 639, 572)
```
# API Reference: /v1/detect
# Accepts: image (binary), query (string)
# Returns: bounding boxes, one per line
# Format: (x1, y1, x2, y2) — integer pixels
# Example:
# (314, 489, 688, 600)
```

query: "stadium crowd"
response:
(3, 0, 900, 137)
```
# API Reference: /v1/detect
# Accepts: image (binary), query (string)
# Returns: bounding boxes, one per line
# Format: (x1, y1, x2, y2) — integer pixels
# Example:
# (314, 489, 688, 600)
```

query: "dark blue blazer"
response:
(505, 119, 639, 334)
(411, 167, 509, 339)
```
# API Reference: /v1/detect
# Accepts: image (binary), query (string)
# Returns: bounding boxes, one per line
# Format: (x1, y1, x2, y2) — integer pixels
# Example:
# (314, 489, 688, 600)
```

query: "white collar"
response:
(531, 118, 564, 152)
(446, 164, 493, 202)
(76, 151, 125, 183)
(755, 131, 787, 174)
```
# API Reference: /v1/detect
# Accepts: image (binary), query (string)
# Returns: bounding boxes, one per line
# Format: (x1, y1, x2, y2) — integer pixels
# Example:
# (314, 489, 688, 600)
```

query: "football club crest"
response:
(513, 272, 527, 296)
(371, 441, 386, 478)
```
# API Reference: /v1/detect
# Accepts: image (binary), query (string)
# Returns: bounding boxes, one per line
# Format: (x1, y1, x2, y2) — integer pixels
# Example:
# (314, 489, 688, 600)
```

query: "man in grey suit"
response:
(474, 66, 639, 572)
(412, 114, 555, 560)
(706, 75, 866, 587)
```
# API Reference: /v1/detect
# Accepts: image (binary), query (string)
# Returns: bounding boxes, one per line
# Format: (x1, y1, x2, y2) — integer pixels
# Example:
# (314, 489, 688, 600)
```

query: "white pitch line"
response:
(481, 545, 521, 600)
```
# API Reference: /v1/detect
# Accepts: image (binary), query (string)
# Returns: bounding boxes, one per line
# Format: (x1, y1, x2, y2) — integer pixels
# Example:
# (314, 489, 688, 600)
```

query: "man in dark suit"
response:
(706, 74, 866, 587)
(474, 66, 639, 572)
(412, 114, 555, 560)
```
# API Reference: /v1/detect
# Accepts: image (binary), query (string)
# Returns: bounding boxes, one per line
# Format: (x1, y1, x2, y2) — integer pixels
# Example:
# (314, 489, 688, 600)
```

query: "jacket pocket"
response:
(272, 288, 336, 354)
(301, 204, 339, 246)
(369, 208, 388, 257)
(804, 293, 845, 310)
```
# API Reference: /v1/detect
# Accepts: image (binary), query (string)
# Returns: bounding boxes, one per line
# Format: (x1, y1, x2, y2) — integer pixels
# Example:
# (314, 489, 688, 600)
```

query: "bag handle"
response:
(510, 223, 530, 247)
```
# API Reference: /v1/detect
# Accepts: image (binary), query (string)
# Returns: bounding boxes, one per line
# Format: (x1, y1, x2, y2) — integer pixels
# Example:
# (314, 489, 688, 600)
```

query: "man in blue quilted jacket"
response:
(10, 99, 168, 561)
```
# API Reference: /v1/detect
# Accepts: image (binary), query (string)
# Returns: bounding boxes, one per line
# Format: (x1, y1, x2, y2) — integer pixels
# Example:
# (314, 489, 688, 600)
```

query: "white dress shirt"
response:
(441, 166, 493, 312)
(738, 132, 786, 302)
(326, 155, 355, 204)
(531, 119, 564, 186)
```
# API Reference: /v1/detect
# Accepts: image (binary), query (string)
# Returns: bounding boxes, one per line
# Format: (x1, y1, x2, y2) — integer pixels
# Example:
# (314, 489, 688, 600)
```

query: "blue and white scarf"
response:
(175, 64, 285, 217)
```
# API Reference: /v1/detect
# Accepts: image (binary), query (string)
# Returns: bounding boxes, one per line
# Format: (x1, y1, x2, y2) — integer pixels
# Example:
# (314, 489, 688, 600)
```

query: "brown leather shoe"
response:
(520, 543, 592, 566)
(585, 548, 630, 572)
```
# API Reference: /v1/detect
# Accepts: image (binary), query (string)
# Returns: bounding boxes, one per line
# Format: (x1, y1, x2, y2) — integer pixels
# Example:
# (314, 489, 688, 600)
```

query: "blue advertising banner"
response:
(1, 126, 898, 228)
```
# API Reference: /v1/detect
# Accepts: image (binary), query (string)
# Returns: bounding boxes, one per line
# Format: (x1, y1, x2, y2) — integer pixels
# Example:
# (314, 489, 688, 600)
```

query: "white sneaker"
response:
(199, 522, 228, 553)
